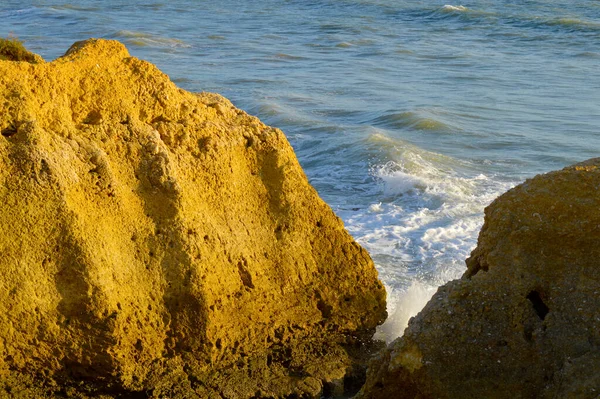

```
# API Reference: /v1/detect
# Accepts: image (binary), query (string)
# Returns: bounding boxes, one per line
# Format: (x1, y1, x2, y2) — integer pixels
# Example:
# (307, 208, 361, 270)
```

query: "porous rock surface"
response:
(0, 39, 386, 398)
(357, 159, 600, 399)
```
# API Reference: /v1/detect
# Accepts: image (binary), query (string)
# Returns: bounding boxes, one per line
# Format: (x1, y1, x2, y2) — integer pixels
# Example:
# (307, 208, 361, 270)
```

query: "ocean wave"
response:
(50, 4, 101, 12)
(370, 110, 454, 132)
(249, 100, 338, 134)
(575, 51, 600, 58)
(272, 53, 307, 61)
(442, 5, 468, 13)
(502, 14, 600, 35)
(108, 30, 191, 48)
(543, 17, 600, 32)
(374, 281, 437, 343)
(0, 7, 39, 18)
(341, 133, 517, 340)
(405, 3, 498, 25)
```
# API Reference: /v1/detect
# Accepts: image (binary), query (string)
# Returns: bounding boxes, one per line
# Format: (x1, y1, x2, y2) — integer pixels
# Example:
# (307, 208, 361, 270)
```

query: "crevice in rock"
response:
(527, 290, 549, 321)
(82, 110, 103, 125)
(237, 260, 255, 289)
(1, 125, 17, 138)
(317, 299, 333, 319)
(151, 115, 170, 124)
(464, 255, 488, 278)
(343, 365, 367, 397)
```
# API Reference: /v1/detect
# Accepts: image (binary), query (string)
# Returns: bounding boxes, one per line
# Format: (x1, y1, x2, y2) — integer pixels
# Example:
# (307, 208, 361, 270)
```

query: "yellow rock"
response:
(0, 39, 386, 398)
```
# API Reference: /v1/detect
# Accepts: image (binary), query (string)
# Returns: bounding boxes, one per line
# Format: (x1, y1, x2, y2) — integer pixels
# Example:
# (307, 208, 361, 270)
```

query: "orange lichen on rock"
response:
(0, 39, 386, 398)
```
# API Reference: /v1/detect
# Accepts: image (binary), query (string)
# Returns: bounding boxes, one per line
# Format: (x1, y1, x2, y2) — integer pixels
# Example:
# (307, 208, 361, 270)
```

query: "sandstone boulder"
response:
(0, 39, 386, 398)
(357, 159, 600, 399)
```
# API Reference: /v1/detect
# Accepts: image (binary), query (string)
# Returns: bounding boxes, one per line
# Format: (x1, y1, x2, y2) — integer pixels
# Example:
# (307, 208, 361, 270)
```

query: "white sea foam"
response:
(374, 281, 438, 343)
(442, 5, 468, 12)
(368, 202, 384, 213)
(342, 133, 515, 340)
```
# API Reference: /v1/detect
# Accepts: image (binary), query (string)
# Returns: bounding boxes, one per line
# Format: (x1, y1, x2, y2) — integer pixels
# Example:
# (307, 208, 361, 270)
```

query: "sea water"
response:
(2, 0, 600, 342)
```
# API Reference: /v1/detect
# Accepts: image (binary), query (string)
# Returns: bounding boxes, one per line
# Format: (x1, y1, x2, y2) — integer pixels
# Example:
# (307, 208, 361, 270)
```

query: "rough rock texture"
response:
(357, 159, 600, 399)
(0, 39, 387, 398)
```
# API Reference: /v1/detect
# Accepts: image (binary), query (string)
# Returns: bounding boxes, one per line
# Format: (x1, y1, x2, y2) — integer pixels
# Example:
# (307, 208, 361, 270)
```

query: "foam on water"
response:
(374, 281, 437, 343)
(442, 5, 468, 13)
(340, 133, 515, 340)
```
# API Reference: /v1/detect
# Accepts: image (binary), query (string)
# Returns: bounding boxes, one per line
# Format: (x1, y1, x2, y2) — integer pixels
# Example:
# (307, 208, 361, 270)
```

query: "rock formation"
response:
(0, 39, 387, 398)
(357, 159, 600, 399)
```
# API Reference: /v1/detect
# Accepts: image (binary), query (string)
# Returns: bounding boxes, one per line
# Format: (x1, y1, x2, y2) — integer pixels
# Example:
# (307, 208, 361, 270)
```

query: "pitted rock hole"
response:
(237, 261, 255, 289)
(527, 290, 549, 321)
(1, 125, 17, 138)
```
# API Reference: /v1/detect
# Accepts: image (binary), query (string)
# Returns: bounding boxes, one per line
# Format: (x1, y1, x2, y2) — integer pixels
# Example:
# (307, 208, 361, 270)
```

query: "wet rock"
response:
(357, 159, 600, 399)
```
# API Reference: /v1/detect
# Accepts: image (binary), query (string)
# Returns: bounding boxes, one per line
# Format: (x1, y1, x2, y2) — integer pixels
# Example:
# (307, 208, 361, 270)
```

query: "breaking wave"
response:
(109, 30, 191, 48)
(342, 133, 516, 340)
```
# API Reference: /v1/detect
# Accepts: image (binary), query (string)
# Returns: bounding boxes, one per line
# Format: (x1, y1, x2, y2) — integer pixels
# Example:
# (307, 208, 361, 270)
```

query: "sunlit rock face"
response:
(357, 159, 600, 399)
(0, 39, 386, 398)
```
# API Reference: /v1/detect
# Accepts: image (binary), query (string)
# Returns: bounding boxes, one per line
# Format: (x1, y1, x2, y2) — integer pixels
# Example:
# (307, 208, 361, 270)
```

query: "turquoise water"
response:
(3, 0, 600, 339)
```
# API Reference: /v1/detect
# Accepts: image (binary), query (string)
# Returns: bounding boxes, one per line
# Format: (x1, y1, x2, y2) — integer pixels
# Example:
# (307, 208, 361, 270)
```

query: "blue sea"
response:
(3, 0, 600, 341)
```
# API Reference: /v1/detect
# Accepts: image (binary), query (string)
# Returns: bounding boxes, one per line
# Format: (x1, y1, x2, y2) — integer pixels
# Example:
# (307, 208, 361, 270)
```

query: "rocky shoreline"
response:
(2, 39, 599, 398)
(0, 39, 385, 398)
(357, 159, 600, 398)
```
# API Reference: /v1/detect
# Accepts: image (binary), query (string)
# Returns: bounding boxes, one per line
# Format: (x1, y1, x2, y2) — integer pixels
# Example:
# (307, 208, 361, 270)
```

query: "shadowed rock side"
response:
(357, 159, 600, 399)
(0, 39, 386, 398)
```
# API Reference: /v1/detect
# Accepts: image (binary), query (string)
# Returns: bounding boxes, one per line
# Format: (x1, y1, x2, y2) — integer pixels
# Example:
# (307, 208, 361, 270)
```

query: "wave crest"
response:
(442, 5, 469, 12)
(109, 30, 191, 48)
(370, 110, 454, 132)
